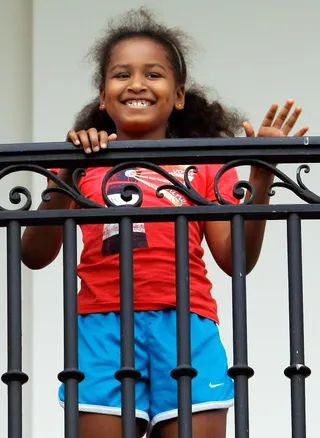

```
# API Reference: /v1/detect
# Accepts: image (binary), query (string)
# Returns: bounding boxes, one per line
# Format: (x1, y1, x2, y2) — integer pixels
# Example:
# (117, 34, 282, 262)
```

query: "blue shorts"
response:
(59, 309, 234, 429)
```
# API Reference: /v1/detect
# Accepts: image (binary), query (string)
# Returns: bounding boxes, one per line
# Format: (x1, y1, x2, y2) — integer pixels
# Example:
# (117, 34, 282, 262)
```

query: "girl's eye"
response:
(146, 72, 161, 79)
(115, 73, 130, 79)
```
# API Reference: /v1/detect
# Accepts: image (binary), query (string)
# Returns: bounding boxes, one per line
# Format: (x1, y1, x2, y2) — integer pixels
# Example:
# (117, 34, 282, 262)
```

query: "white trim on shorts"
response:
(58, 399, 150, 422)
(149, 398, 234, 429)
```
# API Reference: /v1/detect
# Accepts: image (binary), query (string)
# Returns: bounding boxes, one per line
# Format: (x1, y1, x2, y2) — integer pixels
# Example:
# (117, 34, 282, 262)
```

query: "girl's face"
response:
(100, 36, 185, 140)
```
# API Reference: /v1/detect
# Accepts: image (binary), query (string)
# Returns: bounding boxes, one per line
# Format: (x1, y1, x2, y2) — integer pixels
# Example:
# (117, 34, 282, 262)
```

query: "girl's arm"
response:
(21, 128, 116, 270)
(21, 168, 76, 270)
(204, 99, 309, 276)
(204, 168, 274, 276)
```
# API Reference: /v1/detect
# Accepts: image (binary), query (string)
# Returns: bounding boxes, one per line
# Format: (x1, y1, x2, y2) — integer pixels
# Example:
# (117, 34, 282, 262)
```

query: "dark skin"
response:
(21, 36, 309, 438)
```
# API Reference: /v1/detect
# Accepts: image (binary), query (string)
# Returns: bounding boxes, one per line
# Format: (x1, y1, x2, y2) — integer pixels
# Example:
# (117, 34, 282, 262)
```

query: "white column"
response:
(0, 1, 33, 437)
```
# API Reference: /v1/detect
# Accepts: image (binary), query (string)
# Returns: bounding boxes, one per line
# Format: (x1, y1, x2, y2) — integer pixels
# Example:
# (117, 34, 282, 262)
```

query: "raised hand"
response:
(243, 99, 309, 138)
(67, 128, 117, 154)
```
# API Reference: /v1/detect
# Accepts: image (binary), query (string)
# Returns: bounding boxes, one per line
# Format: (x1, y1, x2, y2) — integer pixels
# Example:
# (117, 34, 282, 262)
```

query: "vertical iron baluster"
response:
(228, 215, 254, 438)
(58, 219, 85, 438)
(171, 216, 197, 438)
(284, 214, 311, 438)
(1, 221, 29, 438)
(115, 217, 141, 438)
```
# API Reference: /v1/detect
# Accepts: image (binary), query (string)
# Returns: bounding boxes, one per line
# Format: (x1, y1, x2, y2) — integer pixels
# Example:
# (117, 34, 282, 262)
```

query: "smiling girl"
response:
(21, 7, 308, 438)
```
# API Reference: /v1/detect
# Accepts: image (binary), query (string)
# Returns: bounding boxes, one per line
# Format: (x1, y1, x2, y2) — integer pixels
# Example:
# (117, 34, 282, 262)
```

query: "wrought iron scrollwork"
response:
(157, 164, 211, 206)
(101, 161, 211, 207)
(0, 159, 319, 211)
(101, 163, 144, 208)
(0, 165, 103, 211)
(214, 159, 320, 205)
(0, 162, 211, 211)
(42, 167, 102, 208)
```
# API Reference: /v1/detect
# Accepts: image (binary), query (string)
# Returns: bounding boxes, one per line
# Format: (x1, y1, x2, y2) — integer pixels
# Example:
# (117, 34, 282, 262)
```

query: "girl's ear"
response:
(175, 85, 185, 110)
(99, 89, 106, 110)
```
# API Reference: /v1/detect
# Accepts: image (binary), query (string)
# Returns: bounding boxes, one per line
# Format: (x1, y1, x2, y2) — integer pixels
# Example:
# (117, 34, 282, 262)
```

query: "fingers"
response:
(242, 121, 255, 137)
(281, 104, 302, 136)
(294, 126, 309, 137)
(99, 131, 109, 149)
(67, 129, 117, 154)
(273, 99, 294, 130)
(100, 132, 117, 149)
(82, 128, 100, 153)
(259, 99, 307, 137)
(260, 103, 279, 127)
(66, 130, 81, 145)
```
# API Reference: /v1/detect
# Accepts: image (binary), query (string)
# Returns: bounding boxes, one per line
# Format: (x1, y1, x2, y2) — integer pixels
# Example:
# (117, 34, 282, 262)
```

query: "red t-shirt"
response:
(50, 164, 239, 323)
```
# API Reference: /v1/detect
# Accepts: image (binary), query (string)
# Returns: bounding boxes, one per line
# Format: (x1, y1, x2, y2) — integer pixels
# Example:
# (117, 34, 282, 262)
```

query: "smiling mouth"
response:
(123, 100, 154, 107)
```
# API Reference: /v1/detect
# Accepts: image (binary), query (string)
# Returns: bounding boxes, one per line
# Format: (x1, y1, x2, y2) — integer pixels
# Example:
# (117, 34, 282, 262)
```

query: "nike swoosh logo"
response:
(209, 383, 224, 389)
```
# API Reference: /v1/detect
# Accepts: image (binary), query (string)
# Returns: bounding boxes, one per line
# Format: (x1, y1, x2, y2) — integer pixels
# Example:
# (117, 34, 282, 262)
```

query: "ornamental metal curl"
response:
(101, 161, 212, 207)
(41, 167, 103, 208)
(0, 162, 213, 212)
(214, 159, 320, 205)
(0, 165, 103, 211)
(1, 160, 319, 212)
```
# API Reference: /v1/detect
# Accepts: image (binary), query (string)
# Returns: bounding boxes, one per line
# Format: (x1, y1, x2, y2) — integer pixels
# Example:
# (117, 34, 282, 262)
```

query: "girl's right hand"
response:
(67, 129, 117, 154)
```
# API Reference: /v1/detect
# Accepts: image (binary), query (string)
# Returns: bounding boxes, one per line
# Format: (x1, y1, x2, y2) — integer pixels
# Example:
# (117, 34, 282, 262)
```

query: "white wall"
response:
(1, 0, 320, 437)
(0, 1, 33, 437)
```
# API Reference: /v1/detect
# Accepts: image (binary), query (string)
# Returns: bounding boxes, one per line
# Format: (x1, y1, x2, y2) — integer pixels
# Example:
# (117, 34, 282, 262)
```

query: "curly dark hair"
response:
(73, 7, 245, 138)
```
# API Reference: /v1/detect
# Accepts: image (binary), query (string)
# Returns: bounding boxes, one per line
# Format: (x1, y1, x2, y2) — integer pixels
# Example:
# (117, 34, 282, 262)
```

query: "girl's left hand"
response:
(243, 98, 309, 139)
(242, 99, 309, 173)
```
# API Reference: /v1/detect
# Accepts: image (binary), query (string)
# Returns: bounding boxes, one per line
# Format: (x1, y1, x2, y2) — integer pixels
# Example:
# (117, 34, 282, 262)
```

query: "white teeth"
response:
(126, 100, 151, 107)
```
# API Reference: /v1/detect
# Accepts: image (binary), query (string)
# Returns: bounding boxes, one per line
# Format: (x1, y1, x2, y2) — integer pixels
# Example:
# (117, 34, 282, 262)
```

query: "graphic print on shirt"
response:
(127, 165, 195, 207)
(102, 168, 148, 256)
(102, 166, 196, 256)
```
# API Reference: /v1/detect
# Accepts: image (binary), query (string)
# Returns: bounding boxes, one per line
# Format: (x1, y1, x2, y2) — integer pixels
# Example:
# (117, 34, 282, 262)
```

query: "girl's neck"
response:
(116, 128, 167, 141)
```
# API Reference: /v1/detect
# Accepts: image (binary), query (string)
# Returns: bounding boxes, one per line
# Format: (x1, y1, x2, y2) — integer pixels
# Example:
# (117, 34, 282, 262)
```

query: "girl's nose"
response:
(127, 75, 147, 93)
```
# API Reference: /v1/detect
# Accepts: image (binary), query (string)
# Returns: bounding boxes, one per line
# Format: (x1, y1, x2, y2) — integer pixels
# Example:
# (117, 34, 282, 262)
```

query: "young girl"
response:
(21, 7, 308, 438)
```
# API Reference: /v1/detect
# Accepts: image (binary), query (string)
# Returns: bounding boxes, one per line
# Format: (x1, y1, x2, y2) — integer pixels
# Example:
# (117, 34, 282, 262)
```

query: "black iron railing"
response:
(1, 136, 319, 438)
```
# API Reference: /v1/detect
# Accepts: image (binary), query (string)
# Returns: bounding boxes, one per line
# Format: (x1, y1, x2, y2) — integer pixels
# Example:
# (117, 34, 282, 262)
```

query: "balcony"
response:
(0, 136, 319, 438)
